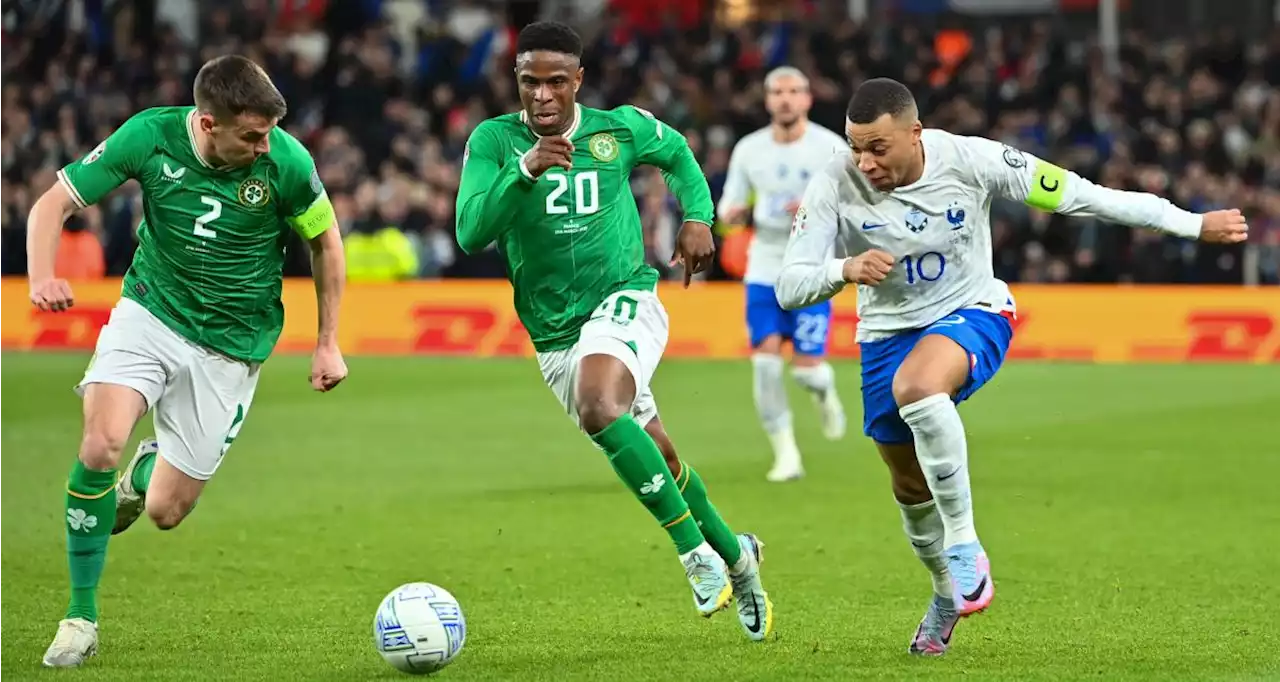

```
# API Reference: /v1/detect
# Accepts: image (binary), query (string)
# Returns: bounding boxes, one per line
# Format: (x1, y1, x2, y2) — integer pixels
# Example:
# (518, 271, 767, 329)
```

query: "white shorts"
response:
(76, 298, 260, 481)
(536, 289, 669, 428)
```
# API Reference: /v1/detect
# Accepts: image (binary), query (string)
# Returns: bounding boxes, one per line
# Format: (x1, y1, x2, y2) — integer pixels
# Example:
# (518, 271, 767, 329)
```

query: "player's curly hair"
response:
(515, 21, 583, 59)
(846, 78, 917, 124)
(193, 55, 288, 122)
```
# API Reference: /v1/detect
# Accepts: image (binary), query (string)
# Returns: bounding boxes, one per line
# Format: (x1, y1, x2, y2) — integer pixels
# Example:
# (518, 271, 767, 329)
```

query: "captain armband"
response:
(1024, 161, 1068, 212)
(288, 192, 336, 240)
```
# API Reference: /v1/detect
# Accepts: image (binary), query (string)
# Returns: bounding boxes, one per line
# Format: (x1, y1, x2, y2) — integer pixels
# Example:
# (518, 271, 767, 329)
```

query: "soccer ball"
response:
(373, 582, 467, 675)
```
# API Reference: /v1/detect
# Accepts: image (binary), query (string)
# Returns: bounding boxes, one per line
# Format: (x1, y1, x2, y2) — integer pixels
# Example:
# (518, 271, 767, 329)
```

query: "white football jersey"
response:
(776, 129, 1203, 342)
(717, 123, 846, 285)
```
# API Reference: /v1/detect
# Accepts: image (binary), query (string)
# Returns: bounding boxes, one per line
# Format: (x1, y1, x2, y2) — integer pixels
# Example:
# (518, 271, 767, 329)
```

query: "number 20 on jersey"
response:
(544, 171, 599, 215)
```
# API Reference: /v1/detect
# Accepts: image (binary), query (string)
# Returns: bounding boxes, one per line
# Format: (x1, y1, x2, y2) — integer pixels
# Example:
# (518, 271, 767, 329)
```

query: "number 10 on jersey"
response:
(544, 171, 599, 215)
(900, 251, 946, 284)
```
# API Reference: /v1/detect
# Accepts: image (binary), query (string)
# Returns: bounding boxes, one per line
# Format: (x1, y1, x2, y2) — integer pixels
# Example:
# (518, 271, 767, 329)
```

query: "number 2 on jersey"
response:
(545, 171, 599, 215)
(900, 251, 946, 284)
(195, 196, 221, 239)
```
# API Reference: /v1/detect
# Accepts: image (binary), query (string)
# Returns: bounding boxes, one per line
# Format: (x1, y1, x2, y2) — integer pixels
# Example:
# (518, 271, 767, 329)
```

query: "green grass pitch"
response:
(2, 353, 1278, 681)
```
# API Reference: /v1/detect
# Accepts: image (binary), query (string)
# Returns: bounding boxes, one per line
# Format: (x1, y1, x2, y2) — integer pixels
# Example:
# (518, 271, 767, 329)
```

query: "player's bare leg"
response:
(576, 353, 731, 618)
(647, 420, 774, 641)
(790, 353, 846, 442)
(878, 442, 960, 655)
(144, 456, 207, 530)
(893, 335, 993, 617)
(752, 335, 803, 482)
(115, 439, 207, 534)
(44, 384, 146, 668)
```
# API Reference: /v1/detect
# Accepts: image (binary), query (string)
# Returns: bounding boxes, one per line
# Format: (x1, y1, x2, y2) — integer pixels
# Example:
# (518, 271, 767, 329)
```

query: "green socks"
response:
(64, 460, 117, 622)
(131, 449, 157, 494)
(590, 415, 705, 554)
(674, 462, 744, 568)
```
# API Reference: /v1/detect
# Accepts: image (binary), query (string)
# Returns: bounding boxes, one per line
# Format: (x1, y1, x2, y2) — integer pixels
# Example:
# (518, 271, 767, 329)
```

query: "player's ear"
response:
(574, 67, 583, 93)
(197, 113, 217, 133)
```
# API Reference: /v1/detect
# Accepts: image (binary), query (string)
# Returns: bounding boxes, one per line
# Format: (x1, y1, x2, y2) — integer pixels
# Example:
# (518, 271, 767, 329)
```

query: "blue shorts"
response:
(860, 308, 1013, 445)
(745, 283, 833, 356)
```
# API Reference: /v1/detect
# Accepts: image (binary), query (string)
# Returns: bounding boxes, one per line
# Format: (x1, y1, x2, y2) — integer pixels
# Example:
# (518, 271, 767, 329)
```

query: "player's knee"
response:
(78, 428, 129, 471)
(892, 370, 946, 408)
(577, 397, 626, 435)
(755, 335, 784, 354)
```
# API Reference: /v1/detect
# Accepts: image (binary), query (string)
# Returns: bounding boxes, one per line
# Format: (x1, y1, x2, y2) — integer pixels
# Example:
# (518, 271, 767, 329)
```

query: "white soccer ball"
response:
(373, 582, 467, 675)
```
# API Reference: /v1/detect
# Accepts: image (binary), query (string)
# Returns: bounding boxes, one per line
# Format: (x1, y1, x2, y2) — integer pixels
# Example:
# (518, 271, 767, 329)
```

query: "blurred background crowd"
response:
(3, 0, 1278, 285)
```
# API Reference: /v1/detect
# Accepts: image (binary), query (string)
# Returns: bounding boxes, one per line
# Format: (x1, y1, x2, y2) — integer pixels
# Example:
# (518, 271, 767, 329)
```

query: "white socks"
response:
(899, 393, 978, 548)
(752, 353, 800, 469)
(899, 499, 952, 599)
(791, 362, 834, 397)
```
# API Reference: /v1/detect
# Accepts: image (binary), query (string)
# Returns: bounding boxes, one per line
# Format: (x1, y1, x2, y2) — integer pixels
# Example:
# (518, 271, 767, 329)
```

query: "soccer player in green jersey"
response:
(455, 22, 774, 643)
(26, 56, 348, 667)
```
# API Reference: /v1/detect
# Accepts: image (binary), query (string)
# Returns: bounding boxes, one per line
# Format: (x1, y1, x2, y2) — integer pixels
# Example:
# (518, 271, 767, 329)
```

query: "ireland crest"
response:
(588, 133, 618, 163)
(238, 178, 269, 207)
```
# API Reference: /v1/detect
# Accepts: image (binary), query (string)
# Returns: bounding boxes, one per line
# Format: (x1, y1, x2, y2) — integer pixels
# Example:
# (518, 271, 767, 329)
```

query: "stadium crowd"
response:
(3, 0, 1277, 284)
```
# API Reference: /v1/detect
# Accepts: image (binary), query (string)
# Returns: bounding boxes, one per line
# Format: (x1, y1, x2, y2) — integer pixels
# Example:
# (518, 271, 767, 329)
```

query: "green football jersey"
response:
(58, 106, 334, 363)
(455, 104, 713, 352)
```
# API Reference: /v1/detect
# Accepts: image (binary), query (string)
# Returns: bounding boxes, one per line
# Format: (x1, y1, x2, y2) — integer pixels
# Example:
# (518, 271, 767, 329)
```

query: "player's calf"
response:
(144, 460, 205, 531)
(576, 353, 727, 614)
(751, 351, 803, 482)
(790, 359, 846, 442)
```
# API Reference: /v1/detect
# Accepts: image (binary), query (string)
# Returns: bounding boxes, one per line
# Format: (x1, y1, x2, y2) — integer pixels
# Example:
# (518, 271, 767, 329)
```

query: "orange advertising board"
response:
(2, 278, 1278, 363)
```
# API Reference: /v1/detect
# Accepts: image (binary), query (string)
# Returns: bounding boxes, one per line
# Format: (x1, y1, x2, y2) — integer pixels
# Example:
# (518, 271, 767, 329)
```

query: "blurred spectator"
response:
(1, 0, 1276, 284)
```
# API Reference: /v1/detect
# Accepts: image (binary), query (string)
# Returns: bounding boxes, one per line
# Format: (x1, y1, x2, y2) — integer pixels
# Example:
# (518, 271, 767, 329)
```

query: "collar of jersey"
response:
(520, 103, 582, 141)
(185, 108, 238, 172)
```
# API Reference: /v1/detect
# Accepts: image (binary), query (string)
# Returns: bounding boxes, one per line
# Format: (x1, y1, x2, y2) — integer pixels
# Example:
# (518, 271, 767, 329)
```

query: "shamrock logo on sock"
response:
(639, 474, 666, 495)
(67, 508, 98, 532)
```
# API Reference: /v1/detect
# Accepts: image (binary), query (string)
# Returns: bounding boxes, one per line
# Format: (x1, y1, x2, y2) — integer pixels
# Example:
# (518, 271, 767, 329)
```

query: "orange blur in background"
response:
(2, 278, 1278, 363)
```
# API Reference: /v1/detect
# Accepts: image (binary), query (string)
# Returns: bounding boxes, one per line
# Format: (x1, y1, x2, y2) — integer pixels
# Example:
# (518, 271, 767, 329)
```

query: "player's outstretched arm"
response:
(278, 133, 349, 392)
(28, 115, 149, 312)
(307, 224, 347, 392)
(962, 136, 1248, 243)
(26, 180, 82, 311)
(776, 171, 847, 310)
(455, 123, 539, 254)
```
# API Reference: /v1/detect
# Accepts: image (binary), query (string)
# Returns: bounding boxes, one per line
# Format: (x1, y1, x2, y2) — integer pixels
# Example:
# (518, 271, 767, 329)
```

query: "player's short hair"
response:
(193, 55, 287, 123)
(515, 21, 583, 59)
(846, 78, 917, 124)
(764, 66, 809, 91)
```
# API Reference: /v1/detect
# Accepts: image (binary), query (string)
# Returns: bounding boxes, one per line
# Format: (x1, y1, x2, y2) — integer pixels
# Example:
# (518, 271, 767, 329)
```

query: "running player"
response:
(777, 78, 1247, 656)
(717, 66, 847, 482)
(28, 55, 349, 667)
(455, 21, 773, 642)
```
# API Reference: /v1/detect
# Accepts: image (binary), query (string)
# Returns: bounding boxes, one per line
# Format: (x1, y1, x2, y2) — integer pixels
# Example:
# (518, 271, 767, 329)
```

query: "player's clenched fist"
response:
(30, 277, 75, 312)
(524, 136, 574, 177)
(671, 221, 716, 287)
(1199, 209, 1249, 244)
(843, 249, 895, 286)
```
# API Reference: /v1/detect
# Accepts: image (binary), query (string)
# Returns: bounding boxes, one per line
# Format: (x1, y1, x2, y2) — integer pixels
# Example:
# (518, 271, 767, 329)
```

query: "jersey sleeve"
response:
(455, 121, 537, 254)
(275, 132, 335, 240)
(618, 105, 714, 226)
(776, 165, 848, 310)
(57, 113, 154, 208)
(958, 135, 1202, 238)
(716, 138, 752, 222)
